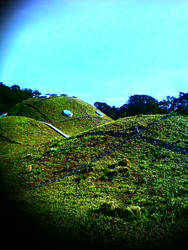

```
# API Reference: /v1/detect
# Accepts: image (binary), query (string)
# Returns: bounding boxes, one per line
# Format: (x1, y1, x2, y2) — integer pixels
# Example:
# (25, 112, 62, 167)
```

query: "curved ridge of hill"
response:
(0, 114, 187, 250)
(0, 116, 61, 145)
(9, 96, 112, 136)
(0, 116, 62, 162)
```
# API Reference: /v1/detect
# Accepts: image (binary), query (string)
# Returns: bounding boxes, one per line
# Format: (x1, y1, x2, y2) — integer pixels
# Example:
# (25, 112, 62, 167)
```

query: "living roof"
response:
(0, 114, 187, 249)
(9, 96, 112, 136)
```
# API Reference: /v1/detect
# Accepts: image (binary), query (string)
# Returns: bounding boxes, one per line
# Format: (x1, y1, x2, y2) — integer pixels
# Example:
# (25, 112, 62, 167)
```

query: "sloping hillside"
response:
(0, 116, 61, 176)
(0, 116, 61, 145)
(9, 96, 112, 136)
(0, 114, 187, 250)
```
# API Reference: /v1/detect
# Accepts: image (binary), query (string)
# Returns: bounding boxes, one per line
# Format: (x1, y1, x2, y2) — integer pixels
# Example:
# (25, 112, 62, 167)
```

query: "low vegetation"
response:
(9, 96, 112, 136)
(0, 113, 187, 249)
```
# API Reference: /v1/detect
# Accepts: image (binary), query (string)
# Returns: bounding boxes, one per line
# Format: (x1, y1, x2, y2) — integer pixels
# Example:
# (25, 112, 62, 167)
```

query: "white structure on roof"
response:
(62, 110, 73, 117)
(40, 121, 70, 137)
(95, 110, 103, 117)
(0, 113, 8, 118)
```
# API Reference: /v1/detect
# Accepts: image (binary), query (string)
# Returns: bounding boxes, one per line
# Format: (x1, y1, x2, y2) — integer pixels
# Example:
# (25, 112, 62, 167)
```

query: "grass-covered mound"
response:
(0, 114, 187, 250)
(9, 96, 112, 136)
(0, 116, 61, 146)
(0, 115, 61, 212)
(0, 116, 61, 182)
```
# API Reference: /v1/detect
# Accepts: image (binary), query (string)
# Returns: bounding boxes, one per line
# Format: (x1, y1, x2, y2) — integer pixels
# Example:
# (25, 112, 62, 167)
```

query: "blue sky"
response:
(1, 0, 188, 107)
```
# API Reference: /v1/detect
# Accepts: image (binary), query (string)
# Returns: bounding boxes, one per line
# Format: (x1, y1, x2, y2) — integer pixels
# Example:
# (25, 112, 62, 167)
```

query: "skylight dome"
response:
(62, 110, 73, 117)
(0, 113, 8, 118)
(95, 110, 103, 117)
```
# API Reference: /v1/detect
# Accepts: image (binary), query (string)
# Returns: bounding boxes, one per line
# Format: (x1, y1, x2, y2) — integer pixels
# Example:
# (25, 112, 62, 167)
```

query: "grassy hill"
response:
(9, 96, 112, 136)
(0, 115, 61, 154)
(0, 116, 61, 146)
(0, 114, 187, 250)
(0, 116, 61, 189)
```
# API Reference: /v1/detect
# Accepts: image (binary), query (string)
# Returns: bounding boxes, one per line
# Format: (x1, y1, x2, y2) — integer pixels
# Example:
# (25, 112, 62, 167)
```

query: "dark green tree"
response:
(0, 82, 41, 114)
(174, 92, 188, 114)
(158, 92, 188, 114)
(94, 102, 120, 119)
(126, 95, 159, 116)
(119, 104, 127, 117)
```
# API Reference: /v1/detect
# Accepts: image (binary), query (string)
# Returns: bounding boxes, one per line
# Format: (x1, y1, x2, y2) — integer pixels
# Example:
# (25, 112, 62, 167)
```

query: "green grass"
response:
(0, 116, 61, 191)
(9, 96, 112, 136)
(0, 114, 187, 249)
(0, 115, 61, 162)
(0, 116, 61, 145)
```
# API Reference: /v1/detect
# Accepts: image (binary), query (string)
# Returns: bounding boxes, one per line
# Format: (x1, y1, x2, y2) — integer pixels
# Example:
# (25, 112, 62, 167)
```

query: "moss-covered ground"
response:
(0, 114, 187, 250)
(9, 96, 112, 136)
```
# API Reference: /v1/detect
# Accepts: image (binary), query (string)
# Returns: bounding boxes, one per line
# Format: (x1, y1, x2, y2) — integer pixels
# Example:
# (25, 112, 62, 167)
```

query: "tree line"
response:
(0, 82, 41, 114)
(0, 82, 187, 118)
(94, 92, 188, 119)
